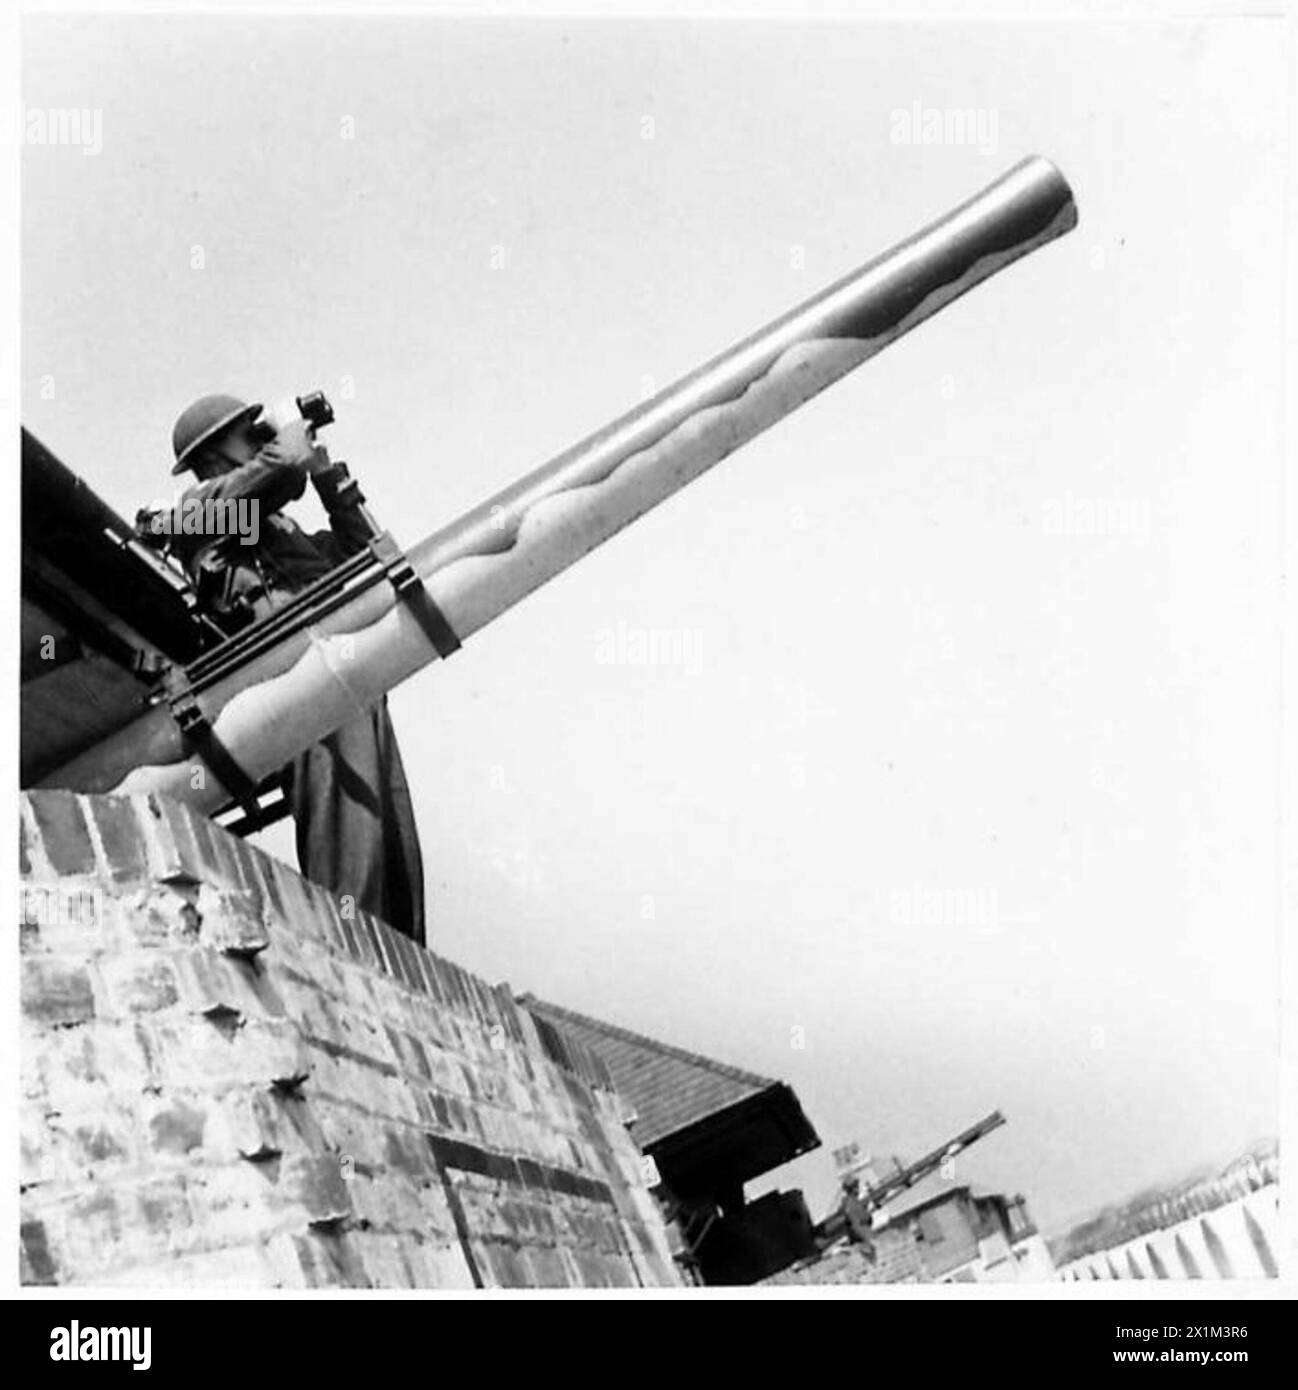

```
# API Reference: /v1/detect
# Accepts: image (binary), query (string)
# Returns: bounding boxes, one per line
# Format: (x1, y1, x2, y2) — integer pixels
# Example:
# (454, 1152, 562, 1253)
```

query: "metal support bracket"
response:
(368, 531, 461, 659)
(166, 676, 263, 818)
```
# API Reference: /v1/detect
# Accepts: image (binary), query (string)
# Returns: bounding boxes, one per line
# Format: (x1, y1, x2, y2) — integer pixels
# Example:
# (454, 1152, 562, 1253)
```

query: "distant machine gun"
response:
(822, 1110, 1008, 1252)
(37, 158, 1078, 814)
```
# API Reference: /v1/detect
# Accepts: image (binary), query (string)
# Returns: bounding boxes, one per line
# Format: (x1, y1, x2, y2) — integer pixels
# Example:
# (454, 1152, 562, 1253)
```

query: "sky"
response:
(20, 11, 1288, 1234)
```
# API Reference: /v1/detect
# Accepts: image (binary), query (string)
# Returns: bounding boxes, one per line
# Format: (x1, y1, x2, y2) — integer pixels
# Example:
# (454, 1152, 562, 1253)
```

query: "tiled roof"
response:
(518, 994, 785, 1149)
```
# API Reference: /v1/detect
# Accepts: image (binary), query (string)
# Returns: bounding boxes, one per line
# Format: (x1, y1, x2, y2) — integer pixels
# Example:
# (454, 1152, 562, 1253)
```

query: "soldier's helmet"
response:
(171, 394, 263, 476)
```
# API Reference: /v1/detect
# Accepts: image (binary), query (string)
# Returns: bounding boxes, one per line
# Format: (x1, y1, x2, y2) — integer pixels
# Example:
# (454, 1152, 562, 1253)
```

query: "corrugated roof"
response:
(518, 994, 783, 1149)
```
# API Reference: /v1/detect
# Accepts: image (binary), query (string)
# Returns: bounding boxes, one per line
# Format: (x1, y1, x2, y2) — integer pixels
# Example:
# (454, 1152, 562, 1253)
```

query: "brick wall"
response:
(19, 789, 678, 1289)
(762, 1223, 925, 1286)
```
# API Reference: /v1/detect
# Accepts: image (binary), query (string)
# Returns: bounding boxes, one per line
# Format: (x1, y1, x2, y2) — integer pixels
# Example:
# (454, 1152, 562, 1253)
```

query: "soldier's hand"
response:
(261, 417, 318, 471)
(304, 442, 332, 475)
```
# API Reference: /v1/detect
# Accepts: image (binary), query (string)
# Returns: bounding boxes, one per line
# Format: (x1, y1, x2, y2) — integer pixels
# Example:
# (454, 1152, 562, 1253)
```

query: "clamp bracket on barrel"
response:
(368, 531, 461, 659)
(166, 674, 264, 818)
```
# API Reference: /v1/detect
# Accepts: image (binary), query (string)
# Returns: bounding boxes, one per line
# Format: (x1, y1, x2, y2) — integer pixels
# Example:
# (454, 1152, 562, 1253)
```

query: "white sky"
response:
(20, 11, 1288, 1233)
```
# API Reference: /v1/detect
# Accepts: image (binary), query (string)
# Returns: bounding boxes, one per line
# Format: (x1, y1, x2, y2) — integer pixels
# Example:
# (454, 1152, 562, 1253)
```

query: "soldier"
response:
(163, 393, 427, 946)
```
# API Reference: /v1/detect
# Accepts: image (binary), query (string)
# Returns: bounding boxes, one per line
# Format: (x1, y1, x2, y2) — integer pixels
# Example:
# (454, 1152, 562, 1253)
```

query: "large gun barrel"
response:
(44, 156, 1077, 806)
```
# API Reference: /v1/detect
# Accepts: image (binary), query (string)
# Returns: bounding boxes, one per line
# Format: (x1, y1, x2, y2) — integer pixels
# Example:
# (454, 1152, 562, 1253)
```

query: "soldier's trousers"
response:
(280, 696, 426, 947)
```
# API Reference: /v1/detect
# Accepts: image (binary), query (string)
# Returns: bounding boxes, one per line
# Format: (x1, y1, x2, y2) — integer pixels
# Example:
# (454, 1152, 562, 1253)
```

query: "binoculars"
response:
(295, 391, 335, 432)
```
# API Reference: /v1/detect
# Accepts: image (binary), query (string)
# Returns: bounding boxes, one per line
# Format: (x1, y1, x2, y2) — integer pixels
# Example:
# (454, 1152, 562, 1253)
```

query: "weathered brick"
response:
(96, 954, 180, 1017)
(262, 1232, 311, 1289)
(164, 1246, 274, 1288)
(182, 812, 242, 893)
(20, 1219, 59, 1285)
(215, 831, 263, 902)
(442, 964, 471, 1019)
(144, 1096, 208, 1157)
(28, 1025, 94, 1111)
(355, 913, 388, 974)
(197, 888, 271, 960)
(381, 1024, 408, 1074)
(173, 943, 284, 1022)
(402, 943, 434, 1001)
(493, 985, 526, 1044)
(311, 1104, 386, 1173)
(115, 885, 201, 949)
(19, 811, 34, 876)
(476, 1239, 530, 1288)
(134, 1174, 194, 1242)
(291, 878, 340, 956)
(468, 974, 498, 1030)
(19, 789, 681, 1291)
(423, 953, 455, 1011)
(27, 791, 96, 876)
(393, 934, 427, 997)
(292, 1229, 370, 1288)
(141, 794, 206, 885)
(287, 1152, 354, 1228)
(404, 1033, 433, 1081)
(348, 1171, 429, 1234)
(514, 1005, 547, 1060)
(187, 1161, 295, 1245)
(223, 1088, 288, 1161)
(247, 851, 290, 927)
(21, 1111, 51, 1190)
(408, 944, 439, 1003)
(334, 913, 361, 963)
(22, 958, 96, 1027)
(130, 796, 183, 884)
(274, 866, 326, 944)
(414, 1181, 458, 1241)
(412, 1088, 439, 1133)
(195, 815, 248, 893)
(84, 795, 152, 882)
(379, 927, 413, 993)
(446, 962, 476, 1020)
(355, 1230, 415, 1287)
(302, 883, 346, 949)
(522, 1243, 572, 1287)
(382, 1126, 436, 1181)
(89, 1258, 182, 1289)
(360, 916, 394, 979)
(48, 1103, 140, 1174)
(57, 1188, 127, 1275)
(421, 1240, 478, 1290)
(394, 1235, 440, 1287)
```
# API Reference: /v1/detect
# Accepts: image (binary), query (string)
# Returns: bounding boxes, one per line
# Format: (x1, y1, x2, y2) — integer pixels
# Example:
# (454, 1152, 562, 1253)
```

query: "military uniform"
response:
(165, 443, 427, 946)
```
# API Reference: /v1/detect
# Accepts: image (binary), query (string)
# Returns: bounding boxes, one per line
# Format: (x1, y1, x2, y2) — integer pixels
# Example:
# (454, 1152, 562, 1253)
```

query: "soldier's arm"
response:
(307, 454, 378, 559)
(160, 442, 309, 574)
(184, 449, 308, 519)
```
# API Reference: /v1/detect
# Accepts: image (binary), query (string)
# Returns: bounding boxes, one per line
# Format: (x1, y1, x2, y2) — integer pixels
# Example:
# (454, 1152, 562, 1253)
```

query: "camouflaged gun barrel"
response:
(45, 157, 1077, 807)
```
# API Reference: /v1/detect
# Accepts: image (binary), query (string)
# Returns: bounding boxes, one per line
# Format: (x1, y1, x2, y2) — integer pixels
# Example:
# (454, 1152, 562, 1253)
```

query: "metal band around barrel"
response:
(368, 531, 461, 659)
(166, 679, 264, 817)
